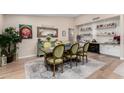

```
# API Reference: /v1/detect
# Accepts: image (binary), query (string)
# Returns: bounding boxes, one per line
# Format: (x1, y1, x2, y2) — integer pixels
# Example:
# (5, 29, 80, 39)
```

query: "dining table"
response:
(41, 45, 71, 54)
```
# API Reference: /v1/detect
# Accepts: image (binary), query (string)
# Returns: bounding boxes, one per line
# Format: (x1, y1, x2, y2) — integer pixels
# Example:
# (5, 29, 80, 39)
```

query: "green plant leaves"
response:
(0, 27, 22, 56)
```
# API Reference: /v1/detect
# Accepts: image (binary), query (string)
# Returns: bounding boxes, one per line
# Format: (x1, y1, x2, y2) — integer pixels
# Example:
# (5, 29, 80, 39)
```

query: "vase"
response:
(1, 55, 7, 66)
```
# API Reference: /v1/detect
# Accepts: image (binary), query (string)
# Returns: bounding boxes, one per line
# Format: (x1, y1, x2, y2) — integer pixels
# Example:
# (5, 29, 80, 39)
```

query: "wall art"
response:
(19, 24, 32, 39)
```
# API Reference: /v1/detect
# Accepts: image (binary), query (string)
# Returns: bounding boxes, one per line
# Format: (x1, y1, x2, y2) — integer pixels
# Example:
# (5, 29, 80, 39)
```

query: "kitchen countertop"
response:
(90, 42, 120, 45)
(99, 43, 120, 45)
(79, 42, 120, 45)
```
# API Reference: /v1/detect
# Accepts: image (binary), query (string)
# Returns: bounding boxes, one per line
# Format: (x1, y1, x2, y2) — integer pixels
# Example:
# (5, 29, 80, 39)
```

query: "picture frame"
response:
(37, 27, 58, 38)
(62, 31, 66, 37)
(19, 24, 32, 39)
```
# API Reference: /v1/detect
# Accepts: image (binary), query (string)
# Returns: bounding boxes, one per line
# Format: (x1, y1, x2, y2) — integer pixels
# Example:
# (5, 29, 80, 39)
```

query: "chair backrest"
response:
(55, 40, 63, 46)
(53, 44, 64, 58)
(51, 41, 55, 47)
(43, 41, 51, 49)
(70, 43, 79, 54)
(83, 42, 90, 53)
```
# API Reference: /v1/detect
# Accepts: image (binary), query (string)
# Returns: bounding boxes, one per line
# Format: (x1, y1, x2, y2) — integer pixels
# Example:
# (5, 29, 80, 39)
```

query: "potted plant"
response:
(0, 35, 9, 56)
(0, 27, 22, 63)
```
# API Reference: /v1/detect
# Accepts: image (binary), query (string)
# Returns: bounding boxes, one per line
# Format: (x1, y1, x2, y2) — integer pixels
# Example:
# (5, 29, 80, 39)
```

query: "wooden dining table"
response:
(42, 44, 72, 59)
(41, 45, 71, 54)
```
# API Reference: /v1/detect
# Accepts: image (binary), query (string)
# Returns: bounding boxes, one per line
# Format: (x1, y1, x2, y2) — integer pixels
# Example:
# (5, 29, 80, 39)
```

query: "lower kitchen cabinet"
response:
(100, 44, 120, 57)
(88, 43, 100, 54)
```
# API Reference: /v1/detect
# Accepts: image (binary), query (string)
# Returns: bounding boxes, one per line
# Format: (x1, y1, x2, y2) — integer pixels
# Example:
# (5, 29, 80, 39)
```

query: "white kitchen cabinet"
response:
(100, 44, 120, 57)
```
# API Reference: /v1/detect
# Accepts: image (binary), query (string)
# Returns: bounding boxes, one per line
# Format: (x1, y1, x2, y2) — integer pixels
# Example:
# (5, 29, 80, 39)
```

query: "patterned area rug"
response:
(25, 58, 105, 79)
(114, 63, 124, 77)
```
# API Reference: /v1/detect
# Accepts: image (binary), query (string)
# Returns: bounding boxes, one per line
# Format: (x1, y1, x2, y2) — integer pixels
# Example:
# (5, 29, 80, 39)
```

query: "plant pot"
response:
(7, 55, 14, 63)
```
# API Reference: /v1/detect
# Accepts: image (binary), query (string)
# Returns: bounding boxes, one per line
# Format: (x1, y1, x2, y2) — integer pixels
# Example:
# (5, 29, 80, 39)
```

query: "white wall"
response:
(120, 15, 124, 60)
(3, 15, 74, 58)
(2, 14, 122, 59)
(0, 15, 4, 34)
(75, 14, 119, 25)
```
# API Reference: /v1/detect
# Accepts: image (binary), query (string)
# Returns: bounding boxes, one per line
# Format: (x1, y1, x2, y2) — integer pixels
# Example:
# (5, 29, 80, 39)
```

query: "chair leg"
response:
(86, 55, 88, 63)
(70, 59, 72, 68)
(76, 57, 78, 66)
(53, 65, 56, 77)
(46, 64, 49, 71)
(44, 57, 48, 70)
(80, 56, 81, 62)
(82, 56, 84, 65)
(61, 63, 63, 73)
(78, 56, 80, 62)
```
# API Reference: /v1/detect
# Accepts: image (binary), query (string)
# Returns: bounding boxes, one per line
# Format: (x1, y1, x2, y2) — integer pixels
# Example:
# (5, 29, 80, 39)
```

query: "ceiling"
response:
(36, 14, 81, 17)
(10, 14, 81, 18)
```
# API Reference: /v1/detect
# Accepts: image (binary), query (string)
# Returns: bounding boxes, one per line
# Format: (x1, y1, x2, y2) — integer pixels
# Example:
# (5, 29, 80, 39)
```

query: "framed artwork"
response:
(19, 24, 32, 39)
(37, 27, 58, 38)
(62, 31, 66, 37)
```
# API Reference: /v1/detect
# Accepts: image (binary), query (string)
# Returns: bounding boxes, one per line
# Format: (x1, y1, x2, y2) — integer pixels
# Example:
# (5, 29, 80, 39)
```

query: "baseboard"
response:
(19, 54, 37, 59)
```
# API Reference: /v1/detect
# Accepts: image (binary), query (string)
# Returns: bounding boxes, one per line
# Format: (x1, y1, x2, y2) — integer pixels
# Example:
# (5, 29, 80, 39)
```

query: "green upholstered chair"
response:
(39, 41, 52, 61)
(77, 42, 90, 64)
(43, 41, 51, 49)
(51, 41, 55, 47)
(65, 43, 79, 68)
(55, 40, 63, 46)
(46, 44, 65, 77)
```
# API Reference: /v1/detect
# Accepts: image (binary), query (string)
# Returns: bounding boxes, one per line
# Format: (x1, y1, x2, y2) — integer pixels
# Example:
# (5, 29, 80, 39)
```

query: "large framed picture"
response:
(19, 24, 32, 39)
(37, 27, 58, 38)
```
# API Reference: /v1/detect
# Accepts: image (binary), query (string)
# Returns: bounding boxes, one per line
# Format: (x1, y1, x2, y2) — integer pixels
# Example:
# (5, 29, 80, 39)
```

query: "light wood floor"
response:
(0, 52, 124, 79)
